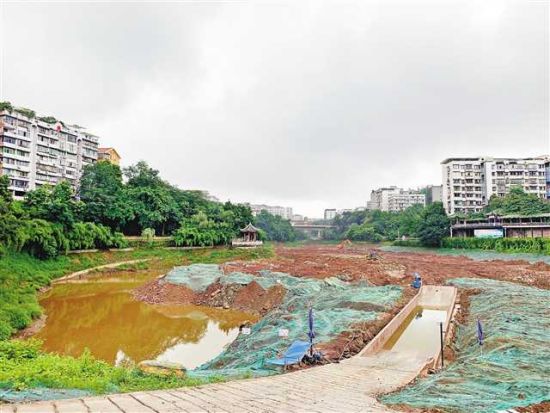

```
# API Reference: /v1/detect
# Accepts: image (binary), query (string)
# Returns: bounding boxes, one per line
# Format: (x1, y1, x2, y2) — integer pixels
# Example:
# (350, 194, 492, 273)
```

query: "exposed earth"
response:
(222, 243, 550, 289)
(134, 243, 549, 366)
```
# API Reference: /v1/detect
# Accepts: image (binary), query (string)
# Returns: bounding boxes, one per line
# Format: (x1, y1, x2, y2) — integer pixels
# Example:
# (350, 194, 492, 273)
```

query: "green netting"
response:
(164, 264, 403, 378)
(164, 264, 225, 291)
(381, 246, 550, 263)
(0, 388, 91, 403)
(383, 278, 550, 413)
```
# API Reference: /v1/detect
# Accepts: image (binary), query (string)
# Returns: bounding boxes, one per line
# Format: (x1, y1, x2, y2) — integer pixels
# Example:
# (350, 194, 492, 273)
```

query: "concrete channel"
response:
(7, 285, 458, 412)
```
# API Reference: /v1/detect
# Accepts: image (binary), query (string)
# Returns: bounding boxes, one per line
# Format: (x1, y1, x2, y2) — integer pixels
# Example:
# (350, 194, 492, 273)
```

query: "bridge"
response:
(291, 221, 334, 239)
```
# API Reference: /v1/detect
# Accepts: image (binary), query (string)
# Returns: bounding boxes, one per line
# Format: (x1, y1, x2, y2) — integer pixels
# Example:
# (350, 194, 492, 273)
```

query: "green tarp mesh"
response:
(165, 264, 403, 378)
(0, 388, 90, 403)
(383, 278, 550, 413)
(164, 264, 225, 291)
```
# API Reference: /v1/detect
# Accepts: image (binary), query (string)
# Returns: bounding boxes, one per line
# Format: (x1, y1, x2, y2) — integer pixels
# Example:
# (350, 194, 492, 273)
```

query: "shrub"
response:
(0, 316, 14, 341)
(346, 224, 383, 242)
(19, 220, 67, 259)
(141, 228, 156, 247)
(442, 237, 550, 254)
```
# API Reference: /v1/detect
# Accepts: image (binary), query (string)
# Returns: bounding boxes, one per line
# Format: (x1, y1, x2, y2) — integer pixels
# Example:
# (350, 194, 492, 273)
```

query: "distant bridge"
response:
(291, 221, 334, 239)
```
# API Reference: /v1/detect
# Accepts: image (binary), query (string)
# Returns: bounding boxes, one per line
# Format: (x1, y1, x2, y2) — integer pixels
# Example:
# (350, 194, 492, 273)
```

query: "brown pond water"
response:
(34, 269, 257, 369)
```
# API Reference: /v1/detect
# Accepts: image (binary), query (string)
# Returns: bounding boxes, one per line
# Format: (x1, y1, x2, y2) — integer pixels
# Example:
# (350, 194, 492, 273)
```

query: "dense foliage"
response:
(79, 161, 254, 246)
(459, 187, 550, 220)
(0, 176, 126, 259)
(442, 237, 550, 254)
(254, 210, 301, 242)
(0, 161, 258, 256)
(416, 203, 450, 247)
(327, 203, 447, 246)
(485, 187, 550, 215)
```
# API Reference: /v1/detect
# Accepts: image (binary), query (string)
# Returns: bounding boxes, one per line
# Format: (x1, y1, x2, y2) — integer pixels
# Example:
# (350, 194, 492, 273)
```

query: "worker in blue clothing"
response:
(412, 272, 422, 288)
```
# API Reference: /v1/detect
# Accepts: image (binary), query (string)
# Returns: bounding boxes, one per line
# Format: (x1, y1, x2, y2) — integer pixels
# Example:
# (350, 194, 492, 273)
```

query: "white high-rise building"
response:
(248, 204, 293, 220)
(0, 105, 99, 198)
(368, 187, 425, 212)
(441, 156, 549, 215)
(324, 209, 337, 220)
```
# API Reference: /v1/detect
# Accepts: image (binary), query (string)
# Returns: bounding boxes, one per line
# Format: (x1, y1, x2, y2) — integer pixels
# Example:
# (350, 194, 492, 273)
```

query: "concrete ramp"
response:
(353, 284, 457, 392)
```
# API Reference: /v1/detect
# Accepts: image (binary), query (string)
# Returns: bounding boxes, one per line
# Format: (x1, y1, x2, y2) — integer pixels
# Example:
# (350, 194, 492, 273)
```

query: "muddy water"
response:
(34, 270, 257, 369)
(383, 306, 447, 358)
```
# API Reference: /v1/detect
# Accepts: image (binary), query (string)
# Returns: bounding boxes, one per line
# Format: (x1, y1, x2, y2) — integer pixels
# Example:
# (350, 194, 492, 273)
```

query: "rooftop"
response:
(240, 223, 260, 233)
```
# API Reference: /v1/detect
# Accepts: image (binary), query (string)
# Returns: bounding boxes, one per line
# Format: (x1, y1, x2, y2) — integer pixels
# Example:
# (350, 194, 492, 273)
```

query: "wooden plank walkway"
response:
(2, 351, 429, 413)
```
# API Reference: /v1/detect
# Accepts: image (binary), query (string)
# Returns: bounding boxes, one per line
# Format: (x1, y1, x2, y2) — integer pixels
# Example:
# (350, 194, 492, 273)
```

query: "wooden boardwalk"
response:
(3, 351, 427, 413)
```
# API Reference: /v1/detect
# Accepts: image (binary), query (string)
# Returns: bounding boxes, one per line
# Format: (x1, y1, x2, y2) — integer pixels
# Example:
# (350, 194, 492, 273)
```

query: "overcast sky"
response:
(0, 0, 548, 217)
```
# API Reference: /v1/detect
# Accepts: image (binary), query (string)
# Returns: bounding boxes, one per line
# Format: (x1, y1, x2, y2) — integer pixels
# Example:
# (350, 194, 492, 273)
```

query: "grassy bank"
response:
(0, 245, 273, 398)
(0, 340, 218, 395)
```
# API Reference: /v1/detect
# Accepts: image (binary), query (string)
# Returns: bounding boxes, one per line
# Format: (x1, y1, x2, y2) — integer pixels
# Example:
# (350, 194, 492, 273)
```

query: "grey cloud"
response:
(2, 0, 548, 216)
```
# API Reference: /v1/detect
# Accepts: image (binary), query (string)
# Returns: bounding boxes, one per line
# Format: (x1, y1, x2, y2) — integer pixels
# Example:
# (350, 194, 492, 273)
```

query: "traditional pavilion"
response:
(232, 223, 263, 247)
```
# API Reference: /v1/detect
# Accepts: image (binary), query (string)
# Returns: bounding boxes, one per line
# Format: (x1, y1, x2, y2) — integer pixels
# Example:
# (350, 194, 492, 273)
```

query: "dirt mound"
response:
(197, 281, 242, 309)
(233, 282, 286, 315)
(134, 280, 196, 304)
(135, 278, 286, 316)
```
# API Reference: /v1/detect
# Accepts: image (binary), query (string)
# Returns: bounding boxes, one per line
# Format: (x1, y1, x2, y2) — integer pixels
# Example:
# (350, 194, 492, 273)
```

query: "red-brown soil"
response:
(134, 278, 285, 316)
(222, 244, 550, 289)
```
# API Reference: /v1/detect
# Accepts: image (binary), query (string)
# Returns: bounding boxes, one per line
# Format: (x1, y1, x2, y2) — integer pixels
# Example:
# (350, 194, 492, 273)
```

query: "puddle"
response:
(383, 306, 447, 357)
(34, 270, 257, 369)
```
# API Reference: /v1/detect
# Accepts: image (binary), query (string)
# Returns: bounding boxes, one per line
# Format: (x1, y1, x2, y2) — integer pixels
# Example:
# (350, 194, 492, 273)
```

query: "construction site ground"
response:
(13, 243, 547, 412)
(222, 243, 550, 289)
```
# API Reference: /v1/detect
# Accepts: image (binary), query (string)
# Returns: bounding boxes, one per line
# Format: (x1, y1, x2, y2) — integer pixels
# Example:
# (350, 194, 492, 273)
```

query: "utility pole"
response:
(439, 322, 444, 368)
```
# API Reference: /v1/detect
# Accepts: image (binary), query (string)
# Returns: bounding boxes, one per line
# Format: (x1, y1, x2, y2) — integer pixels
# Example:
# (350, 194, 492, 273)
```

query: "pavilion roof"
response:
(240, 223, 260, 233)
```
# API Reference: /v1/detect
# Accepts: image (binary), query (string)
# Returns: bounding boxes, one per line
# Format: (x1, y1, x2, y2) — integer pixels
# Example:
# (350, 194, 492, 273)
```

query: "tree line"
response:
(326, 203, 450, 247)
(325, 187, 550, 248)
(0, 161, 301, 259)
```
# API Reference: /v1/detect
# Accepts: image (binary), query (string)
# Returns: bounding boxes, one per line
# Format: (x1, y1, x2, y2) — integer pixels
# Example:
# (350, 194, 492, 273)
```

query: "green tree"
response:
(417, 202, 450, 247)
(23, 181, 81, 230)
(254, 210, 297, 242)
(123, 162, 180, 235)
(346, 223, 383, 242)
(79, 161, 133, 230)
(485, 186, 550, 216)
(0, 176, 21, 252)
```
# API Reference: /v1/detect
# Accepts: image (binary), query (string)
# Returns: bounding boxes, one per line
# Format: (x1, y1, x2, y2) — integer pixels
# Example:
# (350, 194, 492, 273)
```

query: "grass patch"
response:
(0, 340, 217, 394)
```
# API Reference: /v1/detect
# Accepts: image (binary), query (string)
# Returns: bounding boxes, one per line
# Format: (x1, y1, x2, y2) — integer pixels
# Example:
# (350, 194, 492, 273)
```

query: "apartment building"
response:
(441, 156, 549, 215)
(249, 204, 293, 220)
(324, 209, 337, 220)
(368, 187, 426, 212)
(98, 147, 121, 165)
(0, 105, 99, 198)
(426, 185, 443, 204)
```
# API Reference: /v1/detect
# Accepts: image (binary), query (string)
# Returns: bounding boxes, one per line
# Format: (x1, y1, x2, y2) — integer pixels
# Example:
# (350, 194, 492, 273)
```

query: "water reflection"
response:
(383, 306, 447, 358)
(34, 271, 257, 368)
